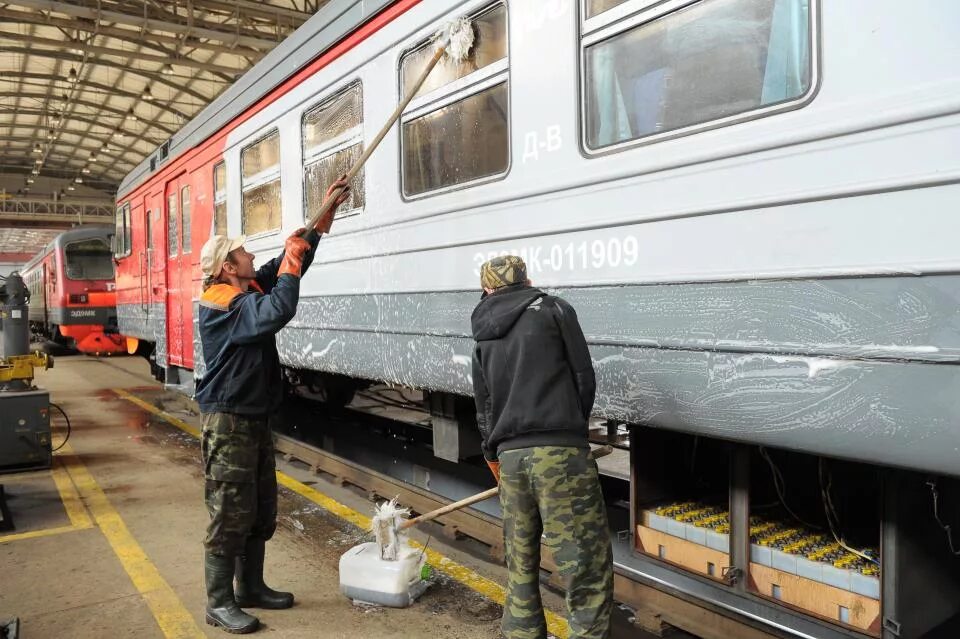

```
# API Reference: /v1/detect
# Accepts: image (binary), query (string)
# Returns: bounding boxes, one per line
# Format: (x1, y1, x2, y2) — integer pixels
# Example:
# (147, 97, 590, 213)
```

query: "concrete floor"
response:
(0, 353, 661, 639)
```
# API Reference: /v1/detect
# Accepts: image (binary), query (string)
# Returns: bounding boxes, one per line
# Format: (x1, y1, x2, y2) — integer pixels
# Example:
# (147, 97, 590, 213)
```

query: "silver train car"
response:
(116, 1, 960, 637)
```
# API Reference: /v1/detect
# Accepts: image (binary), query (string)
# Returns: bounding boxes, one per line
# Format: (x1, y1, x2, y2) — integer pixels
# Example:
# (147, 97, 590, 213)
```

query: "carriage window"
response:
(302, 82, 365, 220)
(113, 203, 131, 257)
(65, 237, 114, 280)
(585, 0, 630, 19)
(167, 193, 178, 257)
(180, 185, 191, 254)
(400, 3, 509, 197)
(145, 210, 152, 250)
(582, 0, 812, 151)
(213, 162, 227, 236)
(241, 131, 282, 236)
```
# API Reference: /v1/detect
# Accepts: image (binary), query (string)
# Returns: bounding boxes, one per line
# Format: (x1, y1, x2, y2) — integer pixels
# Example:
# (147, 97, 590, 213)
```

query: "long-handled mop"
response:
(305, 16, 475, 241)
(339, 446, 614, 607)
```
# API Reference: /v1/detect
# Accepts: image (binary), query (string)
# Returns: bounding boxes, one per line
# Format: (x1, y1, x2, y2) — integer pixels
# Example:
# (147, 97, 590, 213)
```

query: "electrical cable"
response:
(818, 459, 880, 565)
(758, 447, 821, 530)
(926, 479, 960, 556)
(50, 402, 71, 452)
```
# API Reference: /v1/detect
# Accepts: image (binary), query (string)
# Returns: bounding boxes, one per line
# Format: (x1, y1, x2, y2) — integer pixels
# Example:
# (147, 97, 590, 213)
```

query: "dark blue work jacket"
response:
(195, 237, 318, 415)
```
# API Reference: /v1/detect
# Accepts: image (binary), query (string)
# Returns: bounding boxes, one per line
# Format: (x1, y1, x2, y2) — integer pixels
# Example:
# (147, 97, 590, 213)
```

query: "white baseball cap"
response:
(200, 235, 246, 278)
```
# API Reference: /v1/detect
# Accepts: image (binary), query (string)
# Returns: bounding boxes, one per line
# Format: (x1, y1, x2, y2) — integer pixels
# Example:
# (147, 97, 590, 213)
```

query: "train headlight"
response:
(69, 294, 88, 304)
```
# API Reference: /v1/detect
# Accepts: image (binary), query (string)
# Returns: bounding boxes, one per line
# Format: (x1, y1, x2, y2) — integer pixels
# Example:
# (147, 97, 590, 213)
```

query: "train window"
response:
(180, 185, 191, 254)
(302, 82, 365, 220)
(213, 162, 227, 236)
(581, 0, 813, 152)
(65, 238, 114, 280)
(585, 0, 630, 19)
(145, 210, 152, 251)
(113, 203, 131, 257)
(241, 130, 282, 236)
(167, 193, 178, 257)
(400, 3, 509, 197)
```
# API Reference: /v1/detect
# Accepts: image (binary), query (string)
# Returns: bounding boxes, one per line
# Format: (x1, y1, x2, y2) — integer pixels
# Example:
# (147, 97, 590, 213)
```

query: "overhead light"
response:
(31, 168, 40, 175)
(34, 158, 43, 164)
(67, 67, 78, 83)
(70, 40, 84, 56)
(89, 153, 97, 162)
(67, 184, 75, 191)
(52, 117, 61, 126)
(47, 129, 55, 139)
(26, 177, 35, 184)
(143, 86, 153, 101)
(59, 189, 65, 197)
(81, 167, 91, 174)
(161, 63, 174, 76)
(126, 108, 138, 122)
(23, 187, 29, 193)
(75, 177, 83, 184)
(113, 131, 125, 140)
(32, 143, 42, 153)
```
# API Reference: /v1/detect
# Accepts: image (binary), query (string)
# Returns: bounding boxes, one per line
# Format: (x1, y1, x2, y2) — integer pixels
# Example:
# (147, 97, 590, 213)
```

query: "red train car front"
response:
(22, 225, 127, 355)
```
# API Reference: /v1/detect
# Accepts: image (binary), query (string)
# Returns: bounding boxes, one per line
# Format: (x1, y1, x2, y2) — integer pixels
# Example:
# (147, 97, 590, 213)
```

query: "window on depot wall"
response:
(400, 3, 509, 197)
(302, 81, 365, 221)
(241, 131, 282, 236)
(582, 0, 814, 152)
(213, 162, 227, 236)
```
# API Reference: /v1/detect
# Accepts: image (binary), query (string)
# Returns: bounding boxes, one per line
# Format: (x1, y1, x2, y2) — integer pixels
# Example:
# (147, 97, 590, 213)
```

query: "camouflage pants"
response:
(201, 412, 278, 556)
(499, 446, 613, 639)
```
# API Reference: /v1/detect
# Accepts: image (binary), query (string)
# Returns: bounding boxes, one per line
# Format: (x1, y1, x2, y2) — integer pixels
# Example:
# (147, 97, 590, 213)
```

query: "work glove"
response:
(486, 460, 501, 483)
(313, 176, 351, 235)
(278, 228, 311, 278)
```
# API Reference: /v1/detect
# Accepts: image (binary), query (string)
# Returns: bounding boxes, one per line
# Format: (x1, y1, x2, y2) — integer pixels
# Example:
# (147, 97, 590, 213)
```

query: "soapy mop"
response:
(339, 446, 614, 607)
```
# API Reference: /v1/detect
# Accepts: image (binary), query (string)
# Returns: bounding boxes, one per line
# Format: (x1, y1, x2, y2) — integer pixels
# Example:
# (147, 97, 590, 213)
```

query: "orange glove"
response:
(486, 460, 501, 483)
(313, 176, 351, 235)
(278, 229, 311, 278)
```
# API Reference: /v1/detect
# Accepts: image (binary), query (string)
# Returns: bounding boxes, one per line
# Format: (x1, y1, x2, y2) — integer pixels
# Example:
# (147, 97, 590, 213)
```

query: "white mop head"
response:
(435, 16, 475, 62)
(371, 498, 410, 561)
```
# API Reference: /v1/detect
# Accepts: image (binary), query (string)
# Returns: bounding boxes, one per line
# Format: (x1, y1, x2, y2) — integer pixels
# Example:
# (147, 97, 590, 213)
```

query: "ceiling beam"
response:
(0, 165, 117, 191)
(0, 7, 268, 60)
(0, 72, 193, 120)
(186, 0, 314, 23)
(0, 93, 179, 136)
(5, 0, 285, 49)
(0, 106, 163, 143)
(0, 47, 217, 102)
(0, 31, 247, 77)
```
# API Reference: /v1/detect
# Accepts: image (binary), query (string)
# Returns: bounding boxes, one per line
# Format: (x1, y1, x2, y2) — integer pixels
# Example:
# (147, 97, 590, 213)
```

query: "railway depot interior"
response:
(2, 1, 960, 639)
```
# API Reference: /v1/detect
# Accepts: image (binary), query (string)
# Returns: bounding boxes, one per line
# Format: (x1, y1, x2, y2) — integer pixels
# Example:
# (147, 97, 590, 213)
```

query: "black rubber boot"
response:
(235, 539, 294, 609)
(205, 552, 259, 634)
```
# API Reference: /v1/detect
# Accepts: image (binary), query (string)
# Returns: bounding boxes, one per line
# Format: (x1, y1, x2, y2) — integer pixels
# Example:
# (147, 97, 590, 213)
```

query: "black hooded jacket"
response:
(470, 285, 596, 461)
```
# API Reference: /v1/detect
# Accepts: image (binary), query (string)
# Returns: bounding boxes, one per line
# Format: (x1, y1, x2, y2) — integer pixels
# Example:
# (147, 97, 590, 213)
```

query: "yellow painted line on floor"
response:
(0, 523, 87, 544)
(113, 388, 201, 438)
(114, 388, 572, 638)
(51, 458, 93, 529)
(59, 443, 206, 639)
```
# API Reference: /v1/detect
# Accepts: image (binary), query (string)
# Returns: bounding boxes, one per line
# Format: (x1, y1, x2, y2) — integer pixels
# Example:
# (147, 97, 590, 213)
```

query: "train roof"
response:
(21, 225, 115, 273)
(117, 0, 392, 199)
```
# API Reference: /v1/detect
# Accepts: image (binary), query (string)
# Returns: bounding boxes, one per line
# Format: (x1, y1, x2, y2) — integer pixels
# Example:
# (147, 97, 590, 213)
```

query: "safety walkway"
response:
(0, 355, 523, 638)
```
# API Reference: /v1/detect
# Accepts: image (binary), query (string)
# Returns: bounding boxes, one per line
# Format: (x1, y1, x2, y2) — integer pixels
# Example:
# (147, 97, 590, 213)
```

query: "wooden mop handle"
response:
(306, 43, 449, 234)
(399, 486, 499, 531)
(397, 446, 614, 531)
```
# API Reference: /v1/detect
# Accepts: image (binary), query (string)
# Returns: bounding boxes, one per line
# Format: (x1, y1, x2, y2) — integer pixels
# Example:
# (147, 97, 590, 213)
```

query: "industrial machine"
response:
(0, 273, 52, 472)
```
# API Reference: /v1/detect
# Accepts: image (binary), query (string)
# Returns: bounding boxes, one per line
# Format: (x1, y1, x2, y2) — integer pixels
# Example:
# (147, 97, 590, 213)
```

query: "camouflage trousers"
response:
(499, 446, 613, 639)
(201, 412, 278, 556)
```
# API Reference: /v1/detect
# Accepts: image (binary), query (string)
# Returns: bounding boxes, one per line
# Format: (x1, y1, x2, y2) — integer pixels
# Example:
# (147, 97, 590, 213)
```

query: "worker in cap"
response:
(471, 255, 613, 639)
(195, 178, 350, 634)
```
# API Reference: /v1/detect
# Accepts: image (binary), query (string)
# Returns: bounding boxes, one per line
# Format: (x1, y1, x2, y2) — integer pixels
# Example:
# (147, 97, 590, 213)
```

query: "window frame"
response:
(212, 161, 228, 236)
(113, 203, 132, 258)
(167, 192, 178, 258)
(180, 184, 192, 254)
(300, 80, 365, 221)
(578, 0, 821, 157)
(397, 1, 512, 201)
(64, 237, 115, 281)
(240, 129, 283, 238)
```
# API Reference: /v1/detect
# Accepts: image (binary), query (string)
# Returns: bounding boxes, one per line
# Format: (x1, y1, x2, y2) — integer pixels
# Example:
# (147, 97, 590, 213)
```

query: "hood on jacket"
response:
(471, 284, 545, 341)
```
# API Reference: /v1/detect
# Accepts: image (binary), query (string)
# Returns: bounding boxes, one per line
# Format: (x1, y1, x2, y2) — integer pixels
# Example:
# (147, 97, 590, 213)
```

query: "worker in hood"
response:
(195, 178, 349, 634)
(470, 255, 613, 639)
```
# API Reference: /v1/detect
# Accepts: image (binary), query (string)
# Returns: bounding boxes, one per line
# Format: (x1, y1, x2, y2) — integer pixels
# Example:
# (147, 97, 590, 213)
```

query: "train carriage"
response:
(21, 225, 126, 355)
(114, 1, 960, 638)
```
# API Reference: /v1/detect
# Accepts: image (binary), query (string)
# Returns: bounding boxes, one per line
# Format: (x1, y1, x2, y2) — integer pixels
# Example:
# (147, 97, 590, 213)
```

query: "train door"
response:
(164, 175, 188, 367)
(178, 179, 194, 369)
(139, 198, 150, 314)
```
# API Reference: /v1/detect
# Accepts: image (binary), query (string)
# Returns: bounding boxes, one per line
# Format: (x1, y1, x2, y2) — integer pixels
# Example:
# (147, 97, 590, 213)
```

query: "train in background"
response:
(20, 225, 126, 355)
(112, 1, 960, 638)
